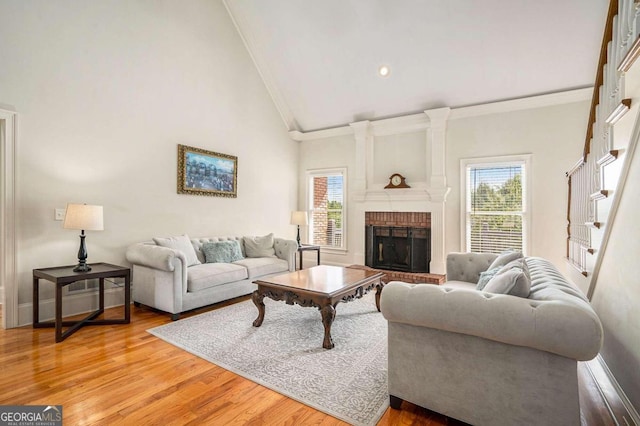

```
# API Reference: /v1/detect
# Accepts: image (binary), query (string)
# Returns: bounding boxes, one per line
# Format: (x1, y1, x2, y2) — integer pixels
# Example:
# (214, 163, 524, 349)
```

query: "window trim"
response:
(306, 167, 348, 252)
(460, 154, 532, 255)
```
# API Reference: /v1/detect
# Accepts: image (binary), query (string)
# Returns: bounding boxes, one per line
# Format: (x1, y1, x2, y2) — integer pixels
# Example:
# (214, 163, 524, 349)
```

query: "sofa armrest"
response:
(274, 238, 298, 272)
(446, 252, 498, 283)
(126, 242, 187, 272)
(380, 281, 603, 360)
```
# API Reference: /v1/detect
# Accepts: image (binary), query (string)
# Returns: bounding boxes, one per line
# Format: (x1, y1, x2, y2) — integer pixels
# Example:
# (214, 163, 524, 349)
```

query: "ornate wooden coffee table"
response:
(252, 265, 385, 349)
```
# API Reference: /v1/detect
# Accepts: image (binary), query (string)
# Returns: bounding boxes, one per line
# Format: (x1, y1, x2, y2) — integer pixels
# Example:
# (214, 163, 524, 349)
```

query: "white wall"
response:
(0, 0, 297, 315)
(590, 137, 640, 411)
(585, 60, 640, 413)
(298, 135, 355, 266)
(373, 131, 428, 185)
(446, 102, 589, 268)
(298, 101, 589, 270)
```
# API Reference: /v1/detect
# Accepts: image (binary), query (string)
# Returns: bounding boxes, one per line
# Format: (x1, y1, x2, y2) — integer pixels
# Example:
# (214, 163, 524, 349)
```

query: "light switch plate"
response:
(54, 208, 65, 221)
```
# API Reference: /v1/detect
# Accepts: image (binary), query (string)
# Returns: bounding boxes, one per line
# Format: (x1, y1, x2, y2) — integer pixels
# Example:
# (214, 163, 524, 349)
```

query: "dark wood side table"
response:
(33, 263, 131, 342)
(297, 244, 321, 270)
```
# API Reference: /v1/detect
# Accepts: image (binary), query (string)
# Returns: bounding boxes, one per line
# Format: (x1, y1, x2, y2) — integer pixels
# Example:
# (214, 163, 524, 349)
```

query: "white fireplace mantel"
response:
(350, 108, 451, 274)
(353, 187, 451, 203)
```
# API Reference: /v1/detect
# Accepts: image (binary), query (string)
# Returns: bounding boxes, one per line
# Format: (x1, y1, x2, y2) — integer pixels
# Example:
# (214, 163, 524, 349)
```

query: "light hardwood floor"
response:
(0, 300, 614, 425)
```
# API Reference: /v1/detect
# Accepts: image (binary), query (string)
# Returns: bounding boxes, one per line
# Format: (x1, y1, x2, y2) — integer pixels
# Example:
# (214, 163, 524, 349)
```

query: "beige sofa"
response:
(126, 234, 297, 320)
(380, 252, 603, 426)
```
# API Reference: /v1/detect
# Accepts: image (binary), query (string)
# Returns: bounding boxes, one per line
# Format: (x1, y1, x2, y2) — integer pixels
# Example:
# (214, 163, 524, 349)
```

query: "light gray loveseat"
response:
(126, 234, 298, 320)
(381, 252, 603, 426)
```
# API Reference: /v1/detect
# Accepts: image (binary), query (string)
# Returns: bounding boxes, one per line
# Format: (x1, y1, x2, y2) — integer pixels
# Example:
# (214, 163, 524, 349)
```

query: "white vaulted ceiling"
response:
(224, 0, 608, 132)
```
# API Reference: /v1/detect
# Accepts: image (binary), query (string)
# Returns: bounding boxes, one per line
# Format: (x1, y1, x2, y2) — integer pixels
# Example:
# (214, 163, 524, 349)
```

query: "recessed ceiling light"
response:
(378, 65, 390, 77)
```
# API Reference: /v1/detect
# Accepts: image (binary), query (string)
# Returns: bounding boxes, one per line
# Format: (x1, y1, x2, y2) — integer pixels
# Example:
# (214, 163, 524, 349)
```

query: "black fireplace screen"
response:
(365, 225, 430, 273)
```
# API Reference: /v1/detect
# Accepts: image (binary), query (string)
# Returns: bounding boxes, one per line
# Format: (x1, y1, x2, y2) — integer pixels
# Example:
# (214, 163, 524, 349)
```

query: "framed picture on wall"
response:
(177, 144, 238, 198)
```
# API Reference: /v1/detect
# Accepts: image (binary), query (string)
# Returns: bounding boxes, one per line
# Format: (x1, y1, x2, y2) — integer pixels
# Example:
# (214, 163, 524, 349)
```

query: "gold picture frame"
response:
(177, 144, 238, 198)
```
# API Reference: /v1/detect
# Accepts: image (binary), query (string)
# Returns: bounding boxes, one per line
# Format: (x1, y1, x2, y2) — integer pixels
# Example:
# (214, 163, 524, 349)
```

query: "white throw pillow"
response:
(153, 234, 201, 267)
(483, 258, 531, 298)
(488, 250, 523, 271)
(243, 233, 276, 258)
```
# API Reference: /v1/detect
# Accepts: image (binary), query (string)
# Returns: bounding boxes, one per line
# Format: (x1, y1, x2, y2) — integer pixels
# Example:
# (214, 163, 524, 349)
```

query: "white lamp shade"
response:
(290, 211, 308, 226)
(63, 204, 104, 231)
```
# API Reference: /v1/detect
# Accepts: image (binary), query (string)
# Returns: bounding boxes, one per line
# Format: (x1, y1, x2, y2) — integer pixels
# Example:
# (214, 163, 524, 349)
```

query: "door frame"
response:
(1, 108, 17, 328)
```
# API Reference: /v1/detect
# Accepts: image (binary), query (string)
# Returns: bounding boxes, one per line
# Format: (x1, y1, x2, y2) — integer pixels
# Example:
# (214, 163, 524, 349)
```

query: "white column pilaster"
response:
(429, 205, 446, 274)
(424, 107, 451, 274)
(424, 107, 451, 191)
(349, 120, 373, 194)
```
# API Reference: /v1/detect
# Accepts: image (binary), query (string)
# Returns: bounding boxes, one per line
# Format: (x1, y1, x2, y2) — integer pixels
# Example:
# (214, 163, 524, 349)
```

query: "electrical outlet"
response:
(54, 208, 65, 221)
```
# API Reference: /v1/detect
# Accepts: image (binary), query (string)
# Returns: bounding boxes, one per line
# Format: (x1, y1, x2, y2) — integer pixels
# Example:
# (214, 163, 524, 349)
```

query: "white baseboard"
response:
(585, 355, 640, 425)
(18, 287, 129, 327)
(322, 261, 351, 267)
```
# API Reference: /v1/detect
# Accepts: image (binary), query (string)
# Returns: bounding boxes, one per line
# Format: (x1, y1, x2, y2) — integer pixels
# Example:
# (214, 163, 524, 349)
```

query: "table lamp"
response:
(290, 211, 308, 247)
(63, 203, 104, 272)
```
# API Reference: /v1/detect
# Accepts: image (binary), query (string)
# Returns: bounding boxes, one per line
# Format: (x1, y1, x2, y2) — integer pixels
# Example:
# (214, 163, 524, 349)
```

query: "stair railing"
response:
(566, 0, 640, 274)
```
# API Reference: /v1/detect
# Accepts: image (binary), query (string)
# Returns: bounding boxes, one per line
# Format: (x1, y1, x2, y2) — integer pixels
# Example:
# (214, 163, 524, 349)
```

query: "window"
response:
(307, 169, 346, 249)
(461, 155, 531, 254)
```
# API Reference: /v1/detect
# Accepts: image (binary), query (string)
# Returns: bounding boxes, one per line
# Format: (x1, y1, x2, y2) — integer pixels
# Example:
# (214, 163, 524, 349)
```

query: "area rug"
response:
(147, 292, 389, 426)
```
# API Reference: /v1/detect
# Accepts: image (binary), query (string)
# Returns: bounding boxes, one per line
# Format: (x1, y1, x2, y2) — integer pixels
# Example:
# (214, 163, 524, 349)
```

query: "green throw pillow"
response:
(202, 240, 244, 263)
(476, 267, 501, 291)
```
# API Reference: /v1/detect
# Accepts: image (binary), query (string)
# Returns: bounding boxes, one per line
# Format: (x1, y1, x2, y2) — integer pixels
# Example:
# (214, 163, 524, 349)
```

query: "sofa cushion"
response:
(243, 234, 276, 258)
(233, 257, 288, 279)
(487, 250, 523, 271)
(187, 263, 248, 292)
(484, 258, 531, 297)
(153, 234, 201, 267)
(202, 240, 244, 263)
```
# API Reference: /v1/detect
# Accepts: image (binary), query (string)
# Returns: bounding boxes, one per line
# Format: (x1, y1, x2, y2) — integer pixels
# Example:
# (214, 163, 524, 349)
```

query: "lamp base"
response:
(73, 262, 92, 272)
(74, 232, 91, 272)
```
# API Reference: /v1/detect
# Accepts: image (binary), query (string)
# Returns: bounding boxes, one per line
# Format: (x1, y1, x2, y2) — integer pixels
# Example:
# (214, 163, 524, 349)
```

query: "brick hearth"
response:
(348, 264, 445, 285)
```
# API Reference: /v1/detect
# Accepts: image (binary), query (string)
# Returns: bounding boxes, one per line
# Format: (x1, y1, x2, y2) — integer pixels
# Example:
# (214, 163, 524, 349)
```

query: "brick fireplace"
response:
(364, 211, 431, 228)
(352, 211, 444, 284)
(365, 212, 431, 273)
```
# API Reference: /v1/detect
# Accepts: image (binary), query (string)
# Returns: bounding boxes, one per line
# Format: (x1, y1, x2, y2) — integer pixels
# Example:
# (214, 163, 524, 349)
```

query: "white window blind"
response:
(308, 169, 346, 249)
(465, 161, 526, 254)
